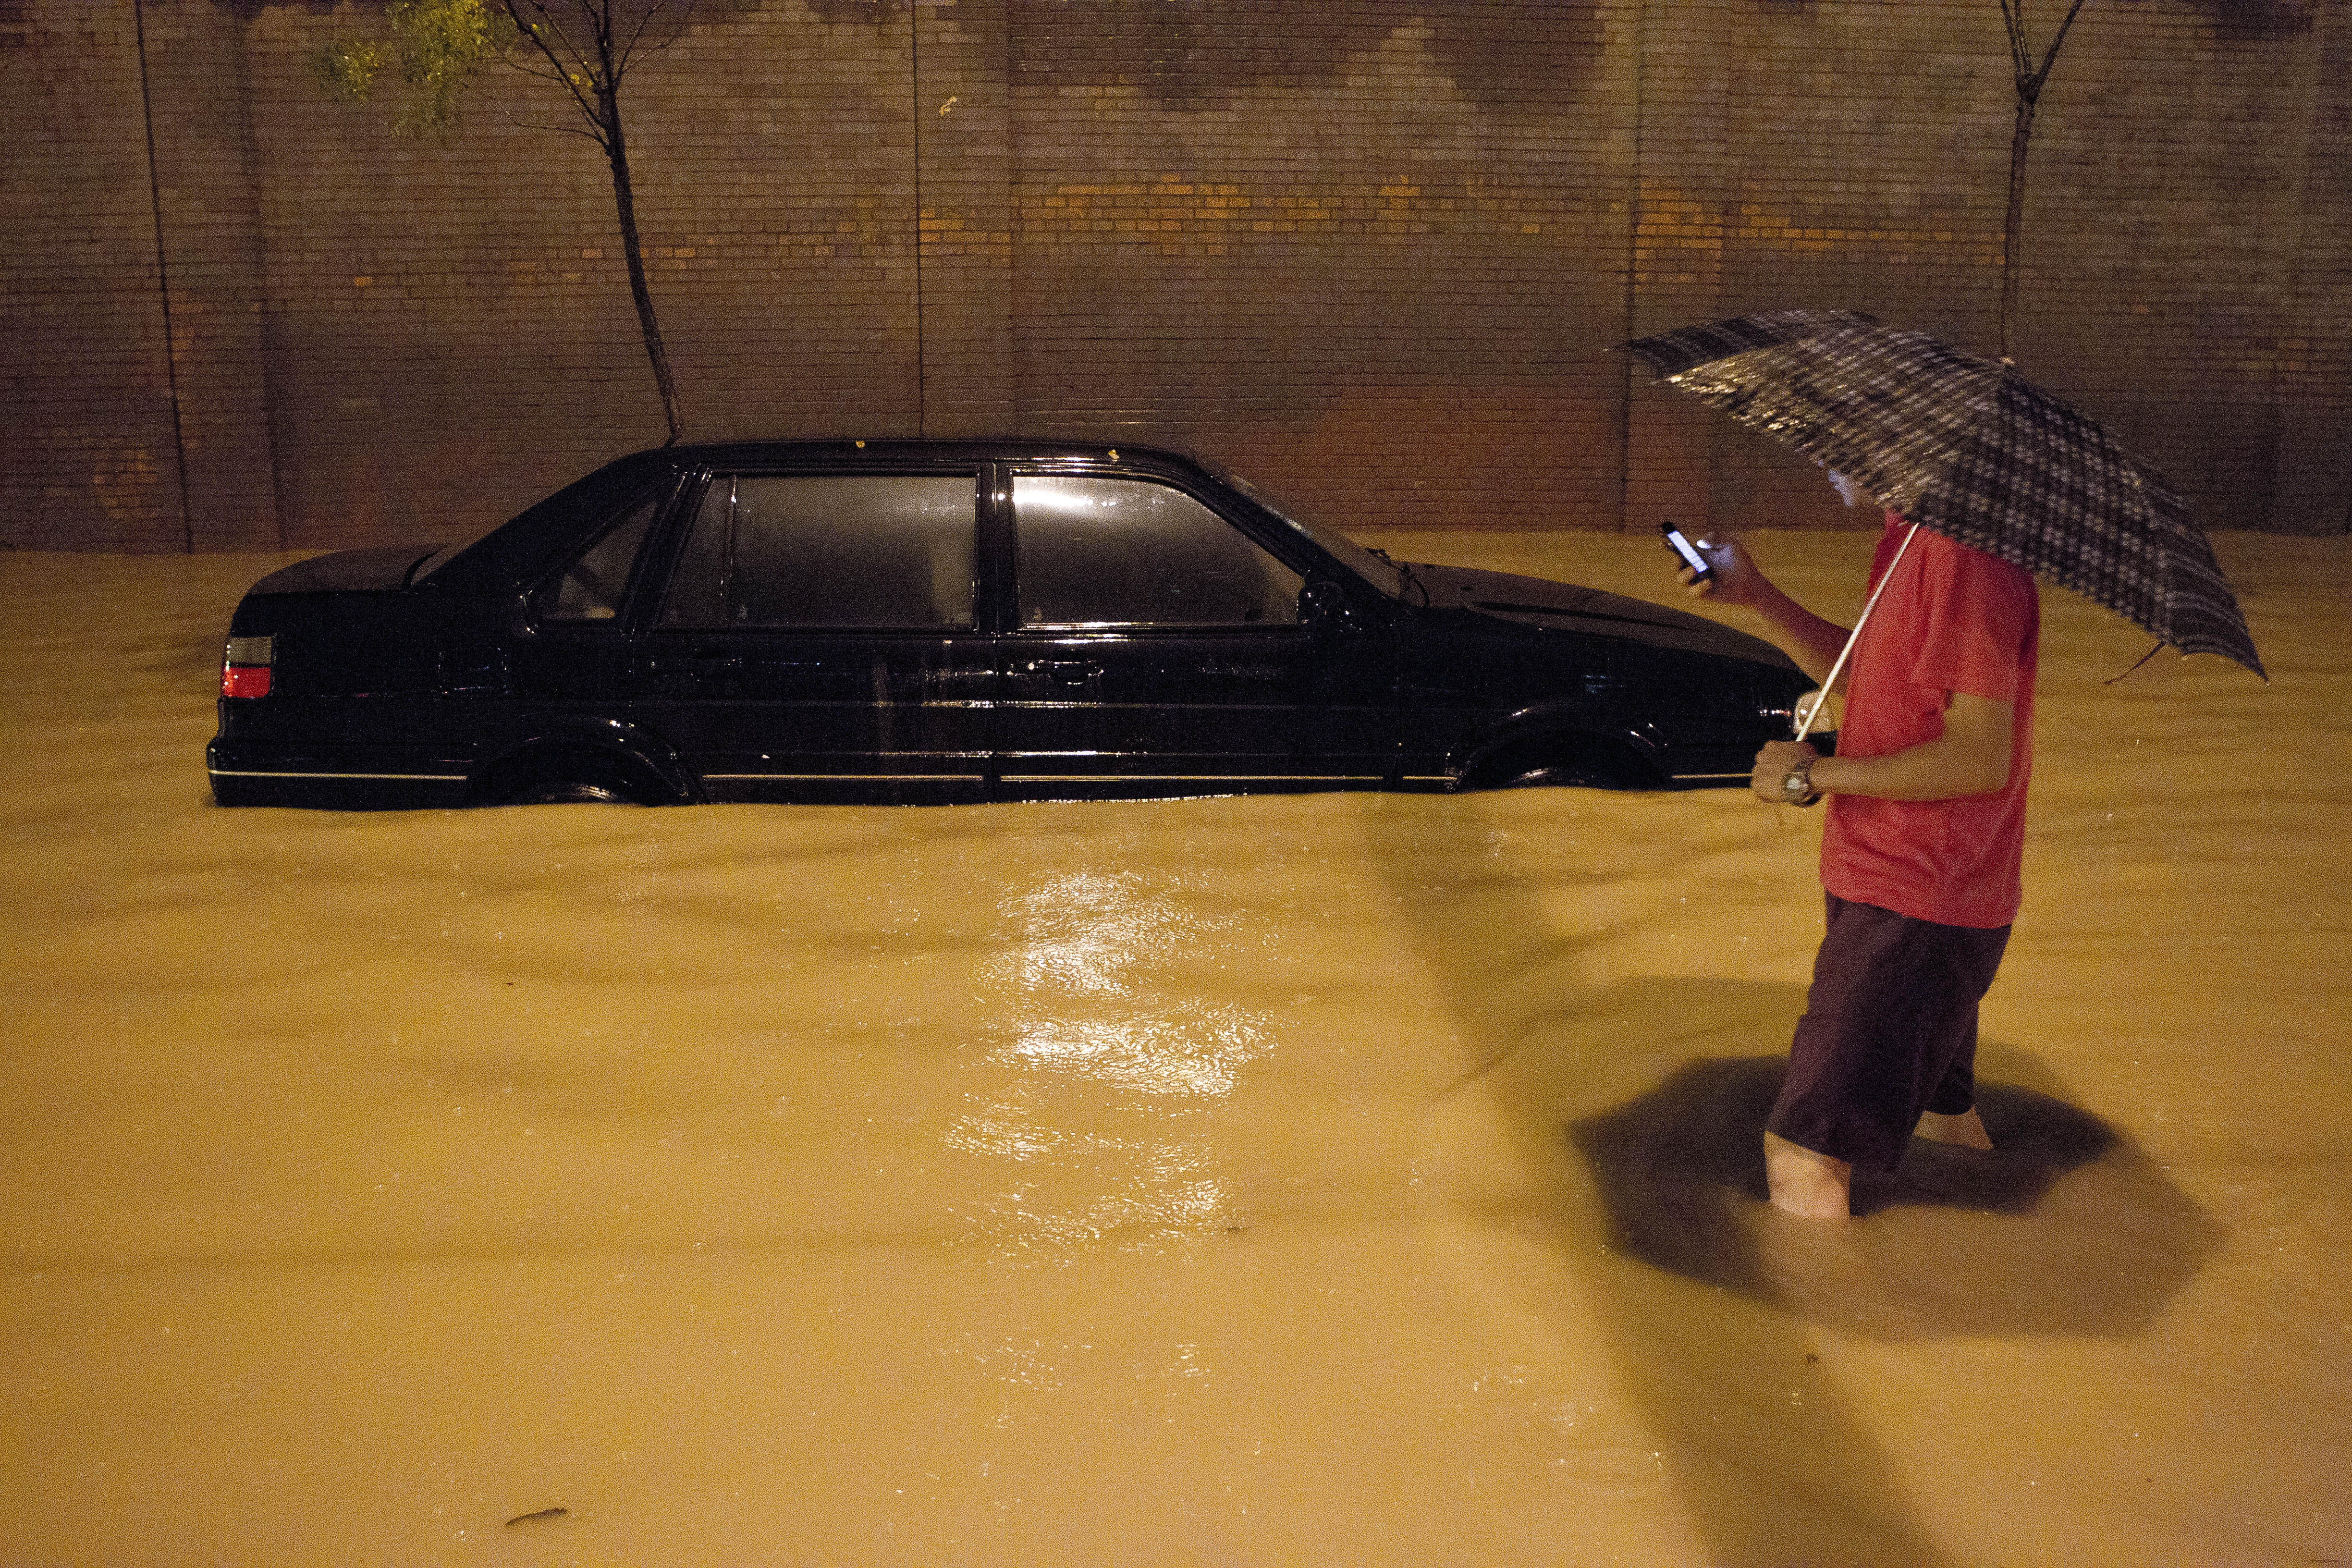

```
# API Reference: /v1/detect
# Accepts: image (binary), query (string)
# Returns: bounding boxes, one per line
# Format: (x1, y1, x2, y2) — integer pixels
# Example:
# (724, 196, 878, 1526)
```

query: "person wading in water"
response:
(1674, 469, 2040, 1220)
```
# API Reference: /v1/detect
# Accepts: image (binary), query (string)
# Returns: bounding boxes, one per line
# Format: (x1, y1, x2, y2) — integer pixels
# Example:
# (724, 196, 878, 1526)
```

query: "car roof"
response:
(423, 440, 1232, 593)
(658, 438, 1187, 466)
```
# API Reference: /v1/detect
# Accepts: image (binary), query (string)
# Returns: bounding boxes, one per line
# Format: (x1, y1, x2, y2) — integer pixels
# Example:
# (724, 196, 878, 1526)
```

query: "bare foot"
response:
(1764, 1131, 1853, 1220)
(1913, 1107, 1994, 1150)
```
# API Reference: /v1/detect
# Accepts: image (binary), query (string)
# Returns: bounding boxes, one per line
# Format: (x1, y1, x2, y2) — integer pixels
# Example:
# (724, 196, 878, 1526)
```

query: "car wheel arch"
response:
(1455, 717, 1666, 792)
(470, 723, 703, 807)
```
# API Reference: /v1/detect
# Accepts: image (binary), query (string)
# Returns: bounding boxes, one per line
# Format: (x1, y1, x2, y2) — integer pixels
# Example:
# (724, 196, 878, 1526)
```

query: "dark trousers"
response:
(1766, 893, 2012, 1171)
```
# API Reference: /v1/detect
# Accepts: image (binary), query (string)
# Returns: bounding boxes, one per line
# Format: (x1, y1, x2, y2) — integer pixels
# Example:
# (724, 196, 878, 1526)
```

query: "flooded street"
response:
(4, 530, 2347, 1565)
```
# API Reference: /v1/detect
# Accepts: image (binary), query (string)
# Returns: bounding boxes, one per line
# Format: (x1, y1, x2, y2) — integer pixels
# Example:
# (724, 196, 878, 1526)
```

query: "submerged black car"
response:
(208, 441, 1809, 808)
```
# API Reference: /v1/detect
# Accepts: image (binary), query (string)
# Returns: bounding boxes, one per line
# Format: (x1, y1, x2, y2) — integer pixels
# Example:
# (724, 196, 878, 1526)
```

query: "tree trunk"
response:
(600, 91, 683, 445)
(1996, 0, 2090, 366)
(2000, 91, 2037, 363)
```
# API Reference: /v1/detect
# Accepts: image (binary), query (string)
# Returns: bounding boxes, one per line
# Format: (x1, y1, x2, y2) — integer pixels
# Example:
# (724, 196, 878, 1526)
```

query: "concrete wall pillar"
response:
(912, 0, 1015, 436)
(140, 0, 283, 550)
(1619, 0, 1737, 542)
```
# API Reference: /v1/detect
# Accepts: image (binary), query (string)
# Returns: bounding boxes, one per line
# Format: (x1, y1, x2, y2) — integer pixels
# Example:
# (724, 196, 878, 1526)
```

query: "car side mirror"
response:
(1298, 578, 1363, 639)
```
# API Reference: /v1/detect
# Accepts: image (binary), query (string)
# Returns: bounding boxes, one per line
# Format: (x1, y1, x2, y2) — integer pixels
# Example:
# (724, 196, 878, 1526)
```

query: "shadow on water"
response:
(1357, 799, 1950, 1565)
(1572, 1047, 2225, 1340)
(1356, 793, 2220, 1565)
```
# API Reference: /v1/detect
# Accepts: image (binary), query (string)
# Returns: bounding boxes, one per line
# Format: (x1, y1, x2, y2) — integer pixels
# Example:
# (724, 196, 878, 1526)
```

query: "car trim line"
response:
(208, 767, 472, 782)
(702, 772, 988, 782)
(997, 772, 1389, 783)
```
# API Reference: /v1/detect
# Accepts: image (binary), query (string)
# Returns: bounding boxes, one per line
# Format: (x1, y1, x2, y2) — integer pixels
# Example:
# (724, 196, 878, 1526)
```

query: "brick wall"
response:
(0, 1, 187, 550)
(1, 0, 2344, 551)
(996, 1, 1633, 532)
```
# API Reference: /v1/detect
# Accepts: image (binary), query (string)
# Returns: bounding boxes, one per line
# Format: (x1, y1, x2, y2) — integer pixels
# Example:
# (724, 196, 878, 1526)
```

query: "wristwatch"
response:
(1780, 755, 1821, 808)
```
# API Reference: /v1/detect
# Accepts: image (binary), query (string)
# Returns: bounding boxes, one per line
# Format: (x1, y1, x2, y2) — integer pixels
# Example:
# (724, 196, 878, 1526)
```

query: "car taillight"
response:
(222, 634, 273, 698)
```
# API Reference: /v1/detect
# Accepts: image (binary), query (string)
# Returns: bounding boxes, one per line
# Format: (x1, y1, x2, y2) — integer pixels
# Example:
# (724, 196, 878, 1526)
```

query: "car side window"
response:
(658, 474, 979, 630)
(531, 490, 662, 623)
(1014, 475, 1303, 630)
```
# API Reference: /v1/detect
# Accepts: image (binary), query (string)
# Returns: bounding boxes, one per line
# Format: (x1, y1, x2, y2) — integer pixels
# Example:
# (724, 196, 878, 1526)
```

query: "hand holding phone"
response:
(1662, 522, 1713, 583)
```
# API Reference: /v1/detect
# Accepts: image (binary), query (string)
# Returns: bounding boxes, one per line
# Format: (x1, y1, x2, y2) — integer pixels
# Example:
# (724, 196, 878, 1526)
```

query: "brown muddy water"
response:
(3, 530, 2347, 1566)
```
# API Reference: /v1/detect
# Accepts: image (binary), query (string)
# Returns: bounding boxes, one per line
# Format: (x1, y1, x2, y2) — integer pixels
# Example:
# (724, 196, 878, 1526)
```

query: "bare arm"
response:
(1677, 537, 1850, 685)
(1754, 690, 2014, 804)
(1669, 534, 2015, 806)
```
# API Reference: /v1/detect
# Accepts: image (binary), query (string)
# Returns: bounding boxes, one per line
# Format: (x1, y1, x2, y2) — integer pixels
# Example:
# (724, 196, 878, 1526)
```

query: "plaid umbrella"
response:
(1624, 309, 2265, 678)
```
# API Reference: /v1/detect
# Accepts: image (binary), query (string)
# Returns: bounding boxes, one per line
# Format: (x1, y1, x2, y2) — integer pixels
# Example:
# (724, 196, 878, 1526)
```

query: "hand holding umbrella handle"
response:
(1785, 759, 1821, 807)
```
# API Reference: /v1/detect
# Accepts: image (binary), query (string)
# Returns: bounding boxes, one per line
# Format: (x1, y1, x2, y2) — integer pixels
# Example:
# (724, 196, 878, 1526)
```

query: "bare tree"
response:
(1999, 0, 2092, 362)
(318, 0, 695, 444)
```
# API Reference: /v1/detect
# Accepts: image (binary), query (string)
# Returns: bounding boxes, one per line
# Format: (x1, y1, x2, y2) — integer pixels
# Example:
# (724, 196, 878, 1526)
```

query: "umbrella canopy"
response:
(1624, 309, 2265, 678)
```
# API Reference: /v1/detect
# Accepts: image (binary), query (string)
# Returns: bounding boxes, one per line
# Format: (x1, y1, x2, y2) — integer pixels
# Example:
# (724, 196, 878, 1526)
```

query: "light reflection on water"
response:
(990, 869, 1198, 996)
(997, 1013, 1267, 1097)
(948, 867, 1272, 1249)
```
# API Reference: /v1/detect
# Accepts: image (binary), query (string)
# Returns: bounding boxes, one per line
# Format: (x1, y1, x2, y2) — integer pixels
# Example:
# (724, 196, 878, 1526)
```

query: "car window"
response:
(1205, 458, 1410, 600)
(1014, 475, 1303, 629)
(658, 474, 978, 630)
(530, 489, 662, 622)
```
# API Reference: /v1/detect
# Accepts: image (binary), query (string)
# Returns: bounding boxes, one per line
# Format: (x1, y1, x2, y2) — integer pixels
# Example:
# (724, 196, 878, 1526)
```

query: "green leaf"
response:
(309, 37, 391, 101)
(388, 0, 514, 131)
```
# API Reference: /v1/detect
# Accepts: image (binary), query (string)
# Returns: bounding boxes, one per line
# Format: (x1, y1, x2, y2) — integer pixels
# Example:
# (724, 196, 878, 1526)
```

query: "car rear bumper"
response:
(206, 742, 474, 808)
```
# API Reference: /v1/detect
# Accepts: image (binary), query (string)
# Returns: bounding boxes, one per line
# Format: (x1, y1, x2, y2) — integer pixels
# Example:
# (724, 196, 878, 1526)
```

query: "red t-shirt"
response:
(1820, 512, 2040, 929)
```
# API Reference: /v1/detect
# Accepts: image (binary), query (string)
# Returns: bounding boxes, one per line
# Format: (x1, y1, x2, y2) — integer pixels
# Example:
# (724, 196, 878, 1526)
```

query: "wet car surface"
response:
(207, 441, 1810, 807)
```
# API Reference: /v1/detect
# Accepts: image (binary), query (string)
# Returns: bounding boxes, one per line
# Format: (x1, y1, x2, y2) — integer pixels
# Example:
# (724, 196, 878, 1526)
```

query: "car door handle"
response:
(1029, 660, 1098, 686)
(640, 652, 746, 682)
(922, 667, 996, 698)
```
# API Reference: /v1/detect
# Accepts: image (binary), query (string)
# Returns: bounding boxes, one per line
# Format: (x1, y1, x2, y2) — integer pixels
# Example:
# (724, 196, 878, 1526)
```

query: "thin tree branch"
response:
(507, 1, 596, 91)
(509, 115, 606, 143)
(2033, 0, 2093, 88)
(500, 0, 604, 135)
(622, 0, 666, 58)
(2002, 0, 2033, 80)
(510, 0, 593, 74)
(501, 56, 576, 89)
(621, 0, 693, 68)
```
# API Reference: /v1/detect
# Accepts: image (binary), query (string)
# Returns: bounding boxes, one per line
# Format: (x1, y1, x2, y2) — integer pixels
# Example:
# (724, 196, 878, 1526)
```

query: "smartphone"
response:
(1662, 522, 1713, 582)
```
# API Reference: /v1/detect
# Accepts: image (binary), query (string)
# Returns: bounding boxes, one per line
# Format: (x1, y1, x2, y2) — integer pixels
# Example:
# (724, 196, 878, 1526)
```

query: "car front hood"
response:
(247, 546, 441, 596)
(1408, 562, 1796, 667)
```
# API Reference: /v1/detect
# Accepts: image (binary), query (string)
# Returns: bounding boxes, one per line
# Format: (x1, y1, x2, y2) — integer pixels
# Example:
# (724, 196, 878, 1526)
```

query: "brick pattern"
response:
(1000, 0, 1634, 531)
(0, 2, 186, 551)
(1, 0, 2344, 552)
(141, 0, 282, 550)
(913, 0, 1014, 435)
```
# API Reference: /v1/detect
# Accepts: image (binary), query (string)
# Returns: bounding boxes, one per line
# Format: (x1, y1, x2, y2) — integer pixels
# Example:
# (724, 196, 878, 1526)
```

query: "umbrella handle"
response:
(1794, 522, 1920, 745)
